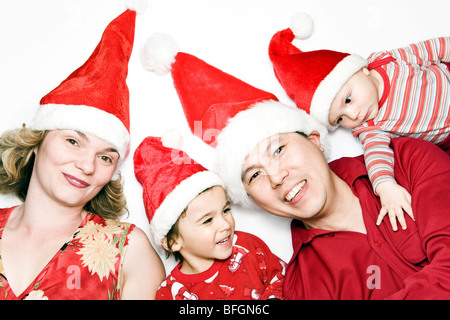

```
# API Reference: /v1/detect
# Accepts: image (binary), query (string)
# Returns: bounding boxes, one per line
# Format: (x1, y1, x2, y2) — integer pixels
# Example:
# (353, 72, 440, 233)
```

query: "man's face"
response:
(241, 132, 333, 221)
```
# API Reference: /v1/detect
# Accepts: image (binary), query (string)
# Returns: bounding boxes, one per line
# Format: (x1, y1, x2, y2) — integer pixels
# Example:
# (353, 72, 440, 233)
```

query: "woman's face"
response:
(31, 129, 119, 209)
(241, 132, 334, 221)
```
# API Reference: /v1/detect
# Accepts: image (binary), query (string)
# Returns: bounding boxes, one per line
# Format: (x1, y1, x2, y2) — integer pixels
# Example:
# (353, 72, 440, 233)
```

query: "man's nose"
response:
(268, 162, 288, 189)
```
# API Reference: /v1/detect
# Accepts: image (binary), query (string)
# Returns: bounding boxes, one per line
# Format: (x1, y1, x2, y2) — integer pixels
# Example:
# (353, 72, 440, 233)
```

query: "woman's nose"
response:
(75, 154, 95, 175)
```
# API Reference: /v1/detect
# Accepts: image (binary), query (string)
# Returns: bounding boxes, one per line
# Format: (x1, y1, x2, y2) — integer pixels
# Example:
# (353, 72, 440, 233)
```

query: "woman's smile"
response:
(63, 173, 90, 188)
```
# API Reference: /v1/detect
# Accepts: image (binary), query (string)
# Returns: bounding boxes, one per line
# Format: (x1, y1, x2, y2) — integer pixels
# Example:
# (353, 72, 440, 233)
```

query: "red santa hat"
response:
(134, 132, 225, 247)
(268, 12, 367, 131)
(140, 33, 328, 208)
(29, 1, 147, 166)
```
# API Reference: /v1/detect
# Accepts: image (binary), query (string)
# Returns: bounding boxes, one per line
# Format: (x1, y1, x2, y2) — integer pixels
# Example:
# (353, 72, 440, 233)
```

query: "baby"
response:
(134, 135, 285, 300)
(269, 13, 450, 231)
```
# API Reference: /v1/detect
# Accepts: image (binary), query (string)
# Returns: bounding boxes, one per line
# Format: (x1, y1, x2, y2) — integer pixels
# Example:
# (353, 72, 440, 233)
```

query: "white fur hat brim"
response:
(29, 104, 130, 167)
(310, 54, 368, 131)
(215, 100, 328, 208)
(150, 170, 226, 247)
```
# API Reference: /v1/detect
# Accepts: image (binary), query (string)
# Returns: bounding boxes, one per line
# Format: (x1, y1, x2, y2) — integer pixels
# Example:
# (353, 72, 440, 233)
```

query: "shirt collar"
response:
(290, 155, 368, 249)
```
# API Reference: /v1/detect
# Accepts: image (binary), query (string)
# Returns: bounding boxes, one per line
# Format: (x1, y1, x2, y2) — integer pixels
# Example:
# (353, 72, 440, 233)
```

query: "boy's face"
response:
(174, 185, 235, 274)
(328, 68, 380, 128)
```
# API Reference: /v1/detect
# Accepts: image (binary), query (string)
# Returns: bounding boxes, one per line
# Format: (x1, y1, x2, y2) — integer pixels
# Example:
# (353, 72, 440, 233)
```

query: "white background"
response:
(1, 0, 449, 273)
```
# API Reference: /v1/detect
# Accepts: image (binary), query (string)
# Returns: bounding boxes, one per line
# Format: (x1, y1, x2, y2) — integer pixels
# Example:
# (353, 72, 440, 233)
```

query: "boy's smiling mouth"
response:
(216, 235, 232, 246)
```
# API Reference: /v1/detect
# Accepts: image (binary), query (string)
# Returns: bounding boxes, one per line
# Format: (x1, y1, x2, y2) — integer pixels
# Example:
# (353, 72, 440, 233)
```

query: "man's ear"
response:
(308, 130, 324, 152)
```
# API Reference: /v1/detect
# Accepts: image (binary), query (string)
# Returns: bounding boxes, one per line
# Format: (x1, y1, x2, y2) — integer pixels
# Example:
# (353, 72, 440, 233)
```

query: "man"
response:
(238, 132, 450, 299)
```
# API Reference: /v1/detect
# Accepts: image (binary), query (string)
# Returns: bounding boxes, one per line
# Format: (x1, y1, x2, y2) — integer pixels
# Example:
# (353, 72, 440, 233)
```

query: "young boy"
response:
(133, 135, 285, 300)
(268, 13, 450, 231)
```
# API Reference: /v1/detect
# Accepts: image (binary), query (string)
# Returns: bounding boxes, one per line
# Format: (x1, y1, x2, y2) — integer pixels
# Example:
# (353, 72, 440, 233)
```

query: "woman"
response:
(0, 6, 165, 300)
(0, 128, 164, 300)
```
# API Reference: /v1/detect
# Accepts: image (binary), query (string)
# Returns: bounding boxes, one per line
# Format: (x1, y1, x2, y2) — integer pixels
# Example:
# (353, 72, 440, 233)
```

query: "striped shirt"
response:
(352, 37, 450, 191)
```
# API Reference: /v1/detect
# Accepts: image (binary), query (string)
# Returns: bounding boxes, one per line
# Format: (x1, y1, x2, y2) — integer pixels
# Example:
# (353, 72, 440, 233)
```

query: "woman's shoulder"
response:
(0, 206, 15, 215)
(0, 206, 17, 226)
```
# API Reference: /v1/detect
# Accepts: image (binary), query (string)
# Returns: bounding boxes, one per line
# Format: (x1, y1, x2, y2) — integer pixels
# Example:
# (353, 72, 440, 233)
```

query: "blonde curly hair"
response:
(0, 126, 128, 220)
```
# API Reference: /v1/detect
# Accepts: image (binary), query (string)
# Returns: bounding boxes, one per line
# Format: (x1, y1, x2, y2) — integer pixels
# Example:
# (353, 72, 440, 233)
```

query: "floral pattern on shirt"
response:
(0, 207, 135, 300)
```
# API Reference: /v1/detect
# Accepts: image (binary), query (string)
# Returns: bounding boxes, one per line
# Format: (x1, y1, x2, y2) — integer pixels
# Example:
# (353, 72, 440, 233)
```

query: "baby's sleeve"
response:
(389, 37, 450, 66)
(357, 129, 397, 193)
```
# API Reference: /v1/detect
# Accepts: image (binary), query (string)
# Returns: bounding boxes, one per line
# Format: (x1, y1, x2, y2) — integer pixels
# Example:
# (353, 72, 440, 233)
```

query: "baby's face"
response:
(328, 68, 380, 128)
(176, 185, 235, 273)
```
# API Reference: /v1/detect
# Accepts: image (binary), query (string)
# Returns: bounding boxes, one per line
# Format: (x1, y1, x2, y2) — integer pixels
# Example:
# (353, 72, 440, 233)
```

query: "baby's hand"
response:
(375, 181, 414, 231)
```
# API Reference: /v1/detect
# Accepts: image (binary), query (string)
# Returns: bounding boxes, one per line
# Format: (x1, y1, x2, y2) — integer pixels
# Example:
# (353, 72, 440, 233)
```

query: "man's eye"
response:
(273, 145, 284, 157)
(249, 171, 260, 184)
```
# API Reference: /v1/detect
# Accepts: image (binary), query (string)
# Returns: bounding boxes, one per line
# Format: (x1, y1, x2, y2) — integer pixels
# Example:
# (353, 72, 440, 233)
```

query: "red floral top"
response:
(0, 207, 135, 300)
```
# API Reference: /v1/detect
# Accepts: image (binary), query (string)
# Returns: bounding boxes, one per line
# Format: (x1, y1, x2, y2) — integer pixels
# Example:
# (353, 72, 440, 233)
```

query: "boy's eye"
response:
(203, 217, 213, 225)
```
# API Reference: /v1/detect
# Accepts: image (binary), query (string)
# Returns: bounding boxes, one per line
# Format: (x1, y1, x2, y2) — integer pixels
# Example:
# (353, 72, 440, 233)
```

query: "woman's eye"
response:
(100, 155, 113, 163)
(67, 138, 78, 146)
(345, 95, 352, 104)
(223, 207, 231, 215)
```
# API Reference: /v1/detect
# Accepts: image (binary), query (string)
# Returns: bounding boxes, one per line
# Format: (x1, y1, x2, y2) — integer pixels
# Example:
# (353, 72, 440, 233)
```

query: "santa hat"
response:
(29, 1, 147, 166)
(268, 12, 367, 131)
(134, 132, 225, 247)
(140, 33, 328, 208)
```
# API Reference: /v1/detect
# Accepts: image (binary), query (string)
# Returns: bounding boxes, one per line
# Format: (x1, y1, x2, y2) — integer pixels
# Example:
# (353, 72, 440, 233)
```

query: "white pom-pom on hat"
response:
(140, 33, 179, 76)
(161, 128, 184, 150)
(126, 0, 148, 15)
(290, 12, 314, 40)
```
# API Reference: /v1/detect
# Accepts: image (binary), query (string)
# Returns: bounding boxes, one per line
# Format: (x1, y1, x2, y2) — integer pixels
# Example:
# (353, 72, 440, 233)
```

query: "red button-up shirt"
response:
(284, 137, 450, 300)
